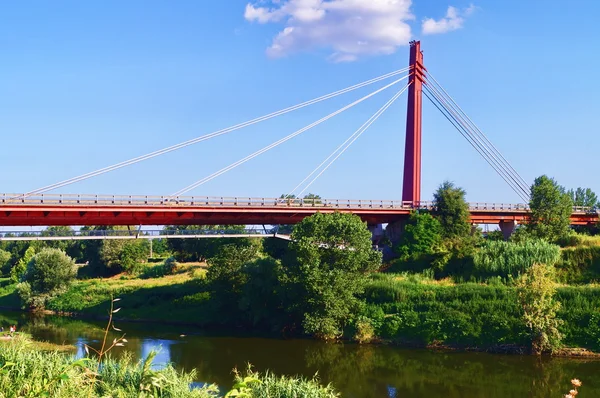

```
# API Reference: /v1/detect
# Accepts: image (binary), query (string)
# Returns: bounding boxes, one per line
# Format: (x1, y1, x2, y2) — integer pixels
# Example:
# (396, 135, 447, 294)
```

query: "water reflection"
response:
(5, 311, 600, 398)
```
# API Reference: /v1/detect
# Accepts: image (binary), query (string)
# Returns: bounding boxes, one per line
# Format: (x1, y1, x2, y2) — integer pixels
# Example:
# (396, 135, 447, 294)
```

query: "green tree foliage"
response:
(0, 249, 11, 276)
(285, 212, 381, 339)
(527, 175, 573, 241)
(568, 187, 599, 208)
(238, 257, 286, 328)
(165, 225, 253, 262)
(302, 193, 322, 204)
(516, 263, 563, 354)
(16, 248, 77, 309)
(40, 227, 81, 258)
(433, 181, 471, 239)
(100, 238, 149, 274)
(485, 230, 505, 241)
(205, 243, 262, 323)
(395, 212, 442, 260)
(10, 246, 35, 283)
(1, 240, 42, 273)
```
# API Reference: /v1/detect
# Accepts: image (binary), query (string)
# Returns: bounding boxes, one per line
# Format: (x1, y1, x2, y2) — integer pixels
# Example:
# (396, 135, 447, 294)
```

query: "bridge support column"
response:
(386, 220, 406, 246)
(402, 40, 425, 205)
(499, 220, 517, 241)
(369, 224, 385, 245)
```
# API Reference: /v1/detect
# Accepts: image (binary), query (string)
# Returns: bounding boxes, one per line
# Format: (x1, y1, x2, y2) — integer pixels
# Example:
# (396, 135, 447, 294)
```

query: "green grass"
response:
(46, 271, 213, 324)
(240, 369, 339, 398)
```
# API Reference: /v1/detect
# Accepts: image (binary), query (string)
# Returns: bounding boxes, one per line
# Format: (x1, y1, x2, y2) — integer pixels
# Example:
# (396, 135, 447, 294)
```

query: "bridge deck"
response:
(0, 194, 597, 226)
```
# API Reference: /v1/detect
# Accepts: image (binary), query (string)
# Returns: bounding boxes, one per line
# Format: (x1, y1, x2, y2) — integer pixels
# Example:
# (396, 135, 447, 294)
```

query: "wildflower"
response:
(570, 390, 578, 396)
(571, 379, 582, 387)
(564, 395, 573, 398)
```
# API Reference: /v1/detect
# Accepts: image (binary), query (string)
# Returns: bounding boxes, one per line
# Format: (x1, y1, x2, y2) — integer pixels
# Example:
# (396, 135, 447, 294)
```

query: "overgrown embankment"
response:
(363, 274, 600, 352)
(2, 267, 599, 354)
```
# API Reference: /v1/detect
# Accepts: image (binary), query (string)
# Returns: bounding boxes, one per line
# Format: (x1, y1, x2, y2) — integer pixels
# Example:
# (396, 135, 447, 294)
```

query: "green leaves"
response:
(395, 212, 443, 261)
(17, 248, 77, 310)
(433, 181, 471, 240)
(528, 175, 573, 242)
(568, 187, 599, 208)
(287, 212, 382, 339)
(516, 263, 563, 354)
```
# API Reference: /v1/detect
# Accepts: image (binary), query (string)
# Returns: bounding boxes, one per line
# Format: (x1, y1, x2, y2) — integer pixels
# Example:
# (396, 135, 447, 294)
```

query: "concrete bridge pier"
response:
(368, 224, 385, 245)
(385, 220, 406, 246)
(499, 220, 518, 241)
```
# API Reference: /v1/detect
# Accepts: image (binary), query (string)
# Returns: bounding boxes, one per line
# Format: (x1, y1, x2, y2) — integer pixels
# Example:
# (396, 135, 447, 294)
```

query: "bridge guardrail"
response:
(0, 193, 595, 214)
(0, 228, 269, 239)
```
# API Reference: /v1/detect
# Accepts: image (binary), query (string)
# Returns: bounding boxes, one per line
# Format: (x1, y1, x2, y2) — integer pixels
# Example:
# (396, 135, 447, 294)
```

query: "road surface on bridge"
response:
(0, 193, 597, 227)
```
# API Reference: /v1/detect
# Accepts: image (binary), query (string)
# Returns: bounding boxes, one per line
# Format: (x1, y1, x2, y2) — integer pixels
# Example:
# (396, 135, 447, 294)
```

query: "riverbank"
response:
(1, 266, 599, 356)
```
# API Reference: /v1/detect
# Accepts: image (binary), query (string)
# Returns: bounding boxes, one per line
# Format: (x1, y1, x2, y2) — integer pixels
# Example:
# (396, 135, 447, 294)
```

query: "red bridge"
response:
(4, 41, 596, 237)
(1, 194, 597, 228)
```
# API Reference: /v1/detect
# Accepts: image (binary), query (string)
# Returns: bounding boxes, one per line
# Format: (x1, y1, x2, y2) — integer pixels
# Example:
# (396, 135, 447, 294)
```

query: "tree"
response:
(395, 212, 442, 260)
(165, 225, 254, 262)
(284, 212, 381, 339)
(16, 248, 77, 309)
(302, 193, 322, 204)
(433, 181, 471, 239)
(239, 257, 286, 328)
(0, 249, 11, 276)
(527, 175, 573, 241)
(205, 243, 262, 323)
(516, 263, 562, 354)
(10, 246, 35, 283)
(568, 187, 598, 208)
(100, 238, 149, 274)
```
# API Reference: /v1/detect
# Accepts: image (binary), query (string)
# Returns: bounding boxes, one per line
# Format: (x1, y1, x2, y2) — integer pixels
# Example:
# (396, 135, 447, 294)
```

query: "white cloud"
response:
(422, 5, 475, 35)
(244, 0, 414, 62)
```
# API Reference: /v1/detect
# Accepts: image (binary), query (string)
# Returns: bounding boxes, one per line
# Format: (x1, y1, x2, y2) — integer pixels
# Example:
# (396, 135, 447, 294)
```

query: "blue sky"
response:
(1, 0, 599, 204)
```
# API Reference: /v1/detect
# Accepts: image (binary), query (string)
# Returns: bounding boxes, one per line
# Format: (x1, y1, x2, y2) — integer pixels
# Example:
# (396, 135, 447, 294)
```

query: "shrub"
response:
(380, 315, 402, 339)
(353, 316, 375, 343)
(16, 248, 77, 310)
(394, 212, 442, 260)
(163, 256, 179, 275)
(472, 240, 560, 280)
(516, 263, 562, 354)
(556, 246, 600, 284)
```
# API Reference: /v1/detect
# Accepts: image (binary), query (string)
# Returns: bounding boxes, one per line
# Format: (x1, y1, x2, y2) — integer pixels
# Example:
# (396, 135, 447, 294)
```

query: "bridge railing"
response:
(0, 194, 411, 209)
(0, 228, 270, 239)
(0, 193, 597, 214)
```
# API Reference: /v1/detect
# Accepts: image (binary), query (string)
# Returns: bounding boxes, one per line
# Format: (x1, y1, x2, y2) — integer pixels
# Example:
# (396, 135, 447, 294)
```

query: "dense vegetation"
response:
(0, 177, 599, 356)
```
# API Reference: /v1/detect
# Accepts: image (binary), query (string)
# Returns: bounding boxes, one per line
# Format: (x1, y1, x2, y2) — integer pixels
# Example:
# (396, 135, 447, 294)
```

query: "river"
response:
(1, 311, 599, 397)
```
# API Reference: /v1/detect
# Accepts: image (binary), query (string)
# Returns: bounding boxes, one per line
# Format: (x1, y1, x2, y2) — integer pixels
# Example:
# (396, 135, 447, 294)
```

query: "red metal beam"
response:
(402, 40, 425, 204)
(0, 205, 597, 227)
(0, 205, 411, 226)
